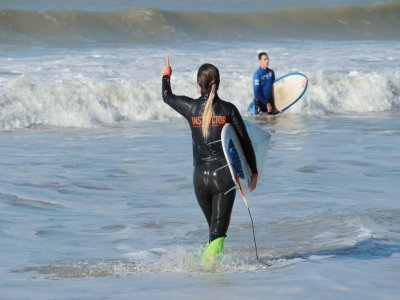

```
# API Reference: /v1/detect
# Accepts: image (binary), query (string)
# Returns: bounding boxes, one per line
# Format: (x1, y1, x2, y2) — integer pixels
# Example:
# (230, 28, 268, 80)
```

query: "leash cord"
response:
(236, 176, 271, 267)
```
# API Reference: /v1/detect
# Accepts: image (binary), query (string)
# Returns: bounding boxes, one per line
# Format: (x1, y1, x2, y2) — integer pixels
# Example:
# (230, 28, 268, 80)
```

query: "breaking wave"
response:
(0, 3, 399, 46)
(1, 70, 399, 130)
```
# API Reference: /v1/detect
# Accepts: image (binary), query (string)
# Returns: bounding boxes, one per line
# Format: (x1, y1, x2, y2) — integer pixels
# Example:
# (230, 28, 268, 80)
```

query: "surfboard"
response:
(221, 120, 271, 193)
(248, 72, 308, 115)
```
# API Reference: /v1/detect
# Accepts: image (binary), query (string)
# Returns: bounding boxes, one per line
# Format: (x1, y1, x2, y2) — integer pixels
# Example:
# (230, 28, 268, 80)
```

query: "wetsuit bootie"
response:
(201, 237, 225, 267)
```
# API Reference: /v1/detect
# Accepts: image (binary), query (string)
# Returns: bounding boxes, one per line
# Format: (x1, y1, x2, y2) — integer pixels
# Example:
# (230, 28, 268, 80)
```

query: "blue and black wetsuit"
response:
(162, 75, 258, 242)
(253, 67, 275, 113)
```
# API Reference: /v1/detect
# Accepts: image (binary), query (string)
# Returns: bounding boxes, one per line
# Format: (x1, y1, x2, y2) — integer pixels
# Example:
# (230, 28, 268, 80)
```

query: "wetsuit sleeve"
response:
(271, 70, 275, 103)
(162, 75, 194, 119)
(253, 71, 266, 104)
(230, 105, 258, 174)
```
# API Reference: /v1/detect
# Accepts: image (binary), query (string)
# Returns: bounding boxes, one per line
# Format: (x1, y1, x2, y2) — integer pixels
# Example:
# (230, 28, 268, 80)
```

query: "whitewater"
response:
(1, 40, 399, 130)
(1, 1, 400, 299)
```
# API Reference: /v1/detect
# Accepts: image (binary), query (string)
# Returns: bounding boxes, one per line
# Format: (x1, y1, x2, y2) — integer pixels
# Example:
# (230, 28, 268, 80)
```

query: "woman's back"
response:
(162, 77, 256, 170)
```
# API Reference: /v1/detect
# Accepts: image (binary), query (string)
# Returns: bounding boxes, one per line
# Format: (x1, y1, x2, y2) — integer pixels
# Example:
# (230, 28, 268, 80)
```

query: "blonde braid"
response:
(201, 82, 217, 139)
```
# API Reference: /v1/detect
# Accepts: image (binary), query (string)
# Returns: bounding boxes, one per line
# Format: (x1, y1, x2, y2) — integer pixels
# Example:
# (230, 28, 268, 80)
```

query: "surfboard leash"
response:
(235, 175, 272, 267)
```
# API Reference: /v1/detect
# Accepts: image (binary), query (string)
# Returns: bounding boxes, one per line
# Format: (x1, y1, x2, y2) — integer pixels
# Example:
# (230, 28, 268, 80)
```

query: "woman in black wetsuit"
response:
(161, 57, 258, 265)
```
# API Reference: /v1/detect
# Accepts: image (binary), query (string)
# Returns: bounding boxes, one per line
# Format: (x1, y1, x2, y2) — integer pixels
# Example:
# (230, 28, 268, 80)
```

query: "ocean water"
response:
(1, 1, 400, 299)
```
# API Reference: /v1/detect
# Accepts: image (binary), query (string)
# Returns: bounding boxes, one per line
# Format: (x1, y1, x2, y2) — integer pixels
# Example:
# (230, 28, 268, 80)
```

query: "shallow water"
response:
(1, 114, 399, 299)
(1, 1, 400, 298)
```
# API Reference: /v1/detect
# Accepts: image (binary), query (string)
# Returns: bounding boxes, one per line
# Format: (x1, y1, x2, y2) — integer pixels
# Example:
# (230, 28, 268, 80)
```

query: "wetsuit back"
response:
(162, 75, 258, 241)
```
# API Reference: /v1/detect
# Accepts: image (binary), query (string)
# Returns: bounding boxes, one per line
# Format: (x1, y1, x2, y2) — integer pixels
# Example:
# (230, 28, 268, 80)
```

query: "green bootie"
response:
(201, 237, 225, 267)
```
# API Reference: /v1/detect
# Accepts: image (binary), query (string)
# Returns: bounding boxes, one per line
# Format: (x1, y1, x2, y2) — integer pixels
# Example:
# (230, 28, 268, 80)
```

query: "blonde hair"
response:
(201, 82, 217, 138)
(197, 64, 220, 139)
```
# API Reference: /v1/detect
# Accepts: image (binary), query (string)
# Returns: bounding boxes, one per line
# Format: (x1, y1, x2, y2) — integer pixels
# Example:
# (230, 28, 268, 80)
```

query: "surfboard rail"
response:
(221, 121, 270, 193)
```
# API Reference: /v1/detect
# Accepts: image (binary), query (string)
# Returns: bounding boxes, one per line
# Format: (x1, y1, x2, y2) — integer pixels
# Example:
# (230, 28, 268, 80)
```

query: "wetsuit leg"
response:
(209, 190, 235, 241)
(194, 170, 212, 228)
(193, 159, 236, 242)
(253, 99, 266, 115)
(257, 100, 276, 115)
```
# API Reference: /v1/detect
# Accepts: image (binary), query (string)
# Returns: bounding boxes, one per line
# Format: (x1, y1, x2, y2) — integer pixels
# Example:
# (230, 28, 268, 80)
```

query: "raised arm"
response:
(161, 56, 195, 118)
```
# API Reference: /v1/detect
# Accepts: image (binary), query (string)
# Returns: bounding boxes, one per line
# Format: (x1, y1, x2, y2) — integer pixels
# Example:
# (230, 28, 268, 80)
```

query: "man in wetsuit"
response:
(161, 57, 258, 266)
(253, 52, 275, 114)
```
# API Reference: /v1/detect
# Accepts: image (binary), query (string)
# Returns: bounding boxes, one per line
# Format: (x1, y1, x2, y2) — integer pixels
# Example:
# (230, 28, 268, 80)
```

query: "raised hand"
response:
(162, 55, 172, 76)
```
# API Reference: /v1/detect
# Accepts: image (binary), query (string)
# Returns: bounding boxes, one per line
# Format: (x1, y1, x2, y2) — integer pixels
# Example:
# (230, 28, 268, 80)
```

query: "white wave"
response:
(0, 75, 176, 130)
(1, 70, 399, 130)
(298, 70, 400, 115)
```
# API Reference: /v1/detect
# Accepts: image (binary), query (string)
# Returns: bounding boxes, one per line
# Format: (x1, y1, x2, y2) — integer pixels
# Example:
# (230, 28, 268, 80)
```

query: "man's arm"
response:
(253, 71, 266, 104)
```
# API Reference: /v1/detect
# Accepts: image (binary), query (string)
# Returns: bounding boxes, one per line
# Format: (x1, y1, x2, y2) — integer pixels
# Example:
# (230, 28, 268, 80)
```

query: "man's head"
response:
(258, 52, 269, 69)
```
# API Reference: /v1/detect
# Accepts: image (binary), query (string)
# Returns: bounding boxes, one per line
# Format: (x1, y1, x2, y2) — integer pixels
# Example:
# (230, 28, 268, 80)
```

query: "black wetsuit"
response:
(162, 75, 258, 242)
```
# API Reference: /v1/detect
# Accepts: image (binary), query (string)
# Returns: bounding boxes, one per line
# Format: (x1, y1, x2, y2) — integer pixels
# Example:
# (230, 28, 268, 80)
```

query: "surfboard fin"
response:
(201, 237, 225, 267)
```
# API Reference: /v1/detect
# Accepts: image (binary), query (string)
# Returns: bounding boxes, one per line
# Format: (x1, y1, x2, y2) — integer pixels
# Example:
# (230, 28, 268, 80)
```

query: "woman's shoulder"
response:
(218, 98, 235, 107)
(216, 98, 240, 115)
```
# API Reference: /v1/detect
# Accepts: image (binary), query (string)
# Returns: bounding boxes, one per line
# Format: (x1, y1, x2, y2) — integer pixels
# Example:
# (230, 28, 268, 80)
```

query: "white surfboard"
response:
(248, 72, 308, 115)
(274, 72, 308, 113)
(221, 120, 271, 192)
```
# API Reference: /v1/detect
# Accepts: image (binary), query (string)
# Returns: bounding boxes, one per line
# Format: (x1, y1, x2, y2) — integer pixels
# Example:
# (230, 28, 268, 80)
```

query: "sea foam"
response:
(1, 70, 399, 130)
